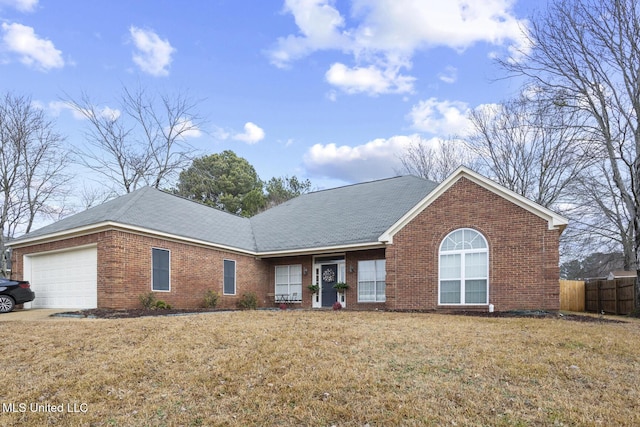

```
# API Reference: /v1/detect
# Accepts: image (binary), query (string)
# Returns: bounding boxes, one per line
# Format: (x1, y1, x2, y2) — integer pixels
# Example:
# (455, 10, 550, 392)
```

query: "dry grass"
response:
(1, 311, 639, 426)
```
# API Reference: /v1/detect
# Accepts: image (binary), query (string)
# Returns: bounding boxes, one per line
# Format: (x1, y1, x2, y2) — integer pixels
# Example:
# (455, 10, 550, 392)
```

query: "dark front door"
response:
(321, 264, 338, 307)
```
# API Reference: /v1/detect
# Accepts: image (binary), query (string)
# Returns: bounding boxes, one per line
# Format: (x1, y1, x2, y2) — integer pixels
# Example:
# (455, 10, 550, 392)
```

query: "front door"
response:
(321, 264, 338, 307)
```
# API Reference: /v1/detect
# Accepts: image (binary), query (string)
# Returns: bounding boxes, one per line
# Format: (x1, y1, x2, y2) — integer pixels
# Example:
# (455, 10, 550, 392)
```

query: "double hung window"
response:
(358, 260, 386, 302)
(275, 265, 302, 301)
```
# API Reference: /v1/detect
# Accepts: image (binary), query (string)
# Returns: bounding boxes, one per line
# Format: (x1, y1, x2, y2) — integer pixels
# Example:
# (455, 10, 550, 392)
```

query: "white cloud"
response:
(408, 98, 472, 136)
(438, 66, 457, 84)
(303, 135, 417, 182)
(349, 0, 527, 53)
(268, 0, 348, 68)
(48, 100, 121, 121)
(233, 122, 265, 144)
(170, 118, 202, 139)
(1, 22, 64, 71)
(0, 0, 38, 12)
(268, 0, 528, 96)
(212, 126, 231, 141)
(98, 106, 121, 121)
(325, 62, 415, 95)
(129, 26, 175, 77)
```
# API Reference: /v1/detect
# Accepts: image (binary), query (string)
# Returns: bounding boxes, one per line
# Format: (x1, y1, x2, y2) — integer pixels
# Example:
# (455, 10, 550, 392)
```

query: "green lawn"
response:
(1, 310, 638, 426)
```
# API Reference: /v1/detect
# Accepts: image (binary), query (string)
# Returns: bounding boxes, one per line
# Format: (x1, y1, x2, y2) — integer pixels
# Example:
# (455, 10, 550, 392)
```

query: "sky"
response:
(0, 0, 540, 194)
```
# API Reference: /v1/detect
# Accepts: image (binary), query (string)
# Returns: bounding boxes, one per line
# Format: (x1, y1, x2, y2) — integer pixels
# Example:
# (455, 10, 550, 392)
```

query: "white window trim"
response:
(275, 264, 303, 302)
(151, 247, 171, 292)
(223, 259, 236, 295)
(357, 259, 386, 303)
(438, 229, 489, 305)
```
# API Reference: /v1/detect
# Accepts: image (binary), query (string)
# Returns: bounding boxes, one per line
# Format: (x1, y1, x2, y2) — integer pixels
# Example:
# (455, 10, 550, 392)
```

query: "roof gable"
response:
(379, 166, 569, 243)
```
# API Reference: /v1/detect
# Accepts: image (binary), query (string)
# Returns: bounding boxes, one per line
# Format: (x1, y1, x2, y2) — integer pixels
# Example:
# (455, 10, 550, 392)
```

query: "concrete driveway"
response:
(0, 308, 69, 321)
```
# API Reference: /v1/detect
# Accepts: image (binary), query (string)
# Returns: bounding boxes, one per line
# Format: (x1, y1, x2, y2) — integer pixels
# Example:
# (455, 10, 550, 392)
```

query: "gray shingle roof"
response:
(250, 175, 437, 252)
(13, 175, 438, 254)
(18, 186, 256, 251)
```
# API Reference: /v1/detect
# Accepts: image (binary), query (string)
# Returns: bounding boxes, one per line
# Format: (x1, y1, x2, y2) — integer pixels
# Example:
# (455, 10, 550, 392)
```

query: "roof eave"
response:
(256, 241, 386, 258)
(9, 221, 259, 256)
(10, 222, 388, 258)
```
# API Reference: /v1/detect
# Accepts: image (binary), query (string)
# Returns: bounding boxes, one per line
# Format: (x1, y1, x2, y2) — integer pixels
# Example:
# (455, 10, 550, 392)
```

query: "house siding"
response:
(12, 230, 271, 310)
(386, 177, 561, 311)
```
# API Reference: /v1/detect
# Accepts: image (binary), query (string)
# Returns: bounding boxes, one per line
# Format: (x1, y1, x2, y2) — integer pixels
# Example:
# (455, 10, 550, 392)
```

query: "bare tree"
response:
(499, 0, 640, 303)
(564, 160, 635, 269)
(66, 85, 203, 193)
(397, 136, 475, 182)
(466, 92, 592, 209)
(78, 185, 118, 211)
(0, 93, 71, 275)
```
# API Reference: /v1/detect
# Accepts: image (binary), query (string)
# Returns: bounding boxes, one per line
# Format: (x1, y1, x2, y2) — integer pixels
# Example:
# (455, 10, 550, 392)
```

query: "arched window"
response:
(439, 228, 488, 305)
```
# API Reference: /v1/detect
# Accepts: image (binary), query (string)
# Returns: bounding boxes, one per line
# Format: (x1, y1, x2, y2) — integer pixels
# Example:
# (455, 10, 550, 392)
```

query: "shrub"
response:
(139, 292, 157, 309)
(154, 300, 172, 310)
(332, 302, 342, 311)
(237, 292, 258, 310)
(139, 293, 172, 310)
(203, 290, 219, 308)
(279, 303, 288, 310)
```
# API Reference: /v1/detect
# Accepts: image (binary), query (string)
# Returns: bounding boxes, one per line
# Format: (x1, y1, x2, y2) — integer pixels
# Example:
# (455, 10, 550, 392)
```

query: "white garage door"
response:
(25, 245, 98, 309)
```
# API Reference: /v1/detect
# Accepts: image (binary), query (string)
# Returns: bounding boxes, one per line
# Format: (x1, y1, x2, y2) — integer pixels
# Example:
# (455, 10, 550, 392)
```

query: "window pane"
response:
(376, 260, 386, 279)
(441, 230, 463, 251)
(376, 280, 386, 301)
(465, 279, 487, 304)
(358, 261, 375, 282)
(290, 265, 302, 284)
(467, 230, 487, 249)
(440, 254, 461, 279)
(290, 283, 302, 299)
(152, 248, 170, 291)
(440, 280, 461, 303)
(224, 260, 235, 295)
(359, 281, 375, 301)
(338, 263, 346, 283)
(275, 266, 289, 285)
(465, 252, 487, 278)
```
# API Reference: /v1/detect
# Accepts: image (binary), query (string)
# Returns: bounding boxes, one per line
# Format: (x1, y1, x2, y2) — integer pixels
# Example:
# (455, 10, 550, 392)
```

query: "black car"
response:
(0, 279, 35, 313)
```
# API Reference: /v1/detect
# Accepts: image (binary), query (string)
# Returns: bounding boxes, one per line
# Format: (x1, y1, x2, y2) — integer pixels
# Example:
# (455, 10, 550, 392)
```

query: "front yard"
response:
(1, 310, 639, 426)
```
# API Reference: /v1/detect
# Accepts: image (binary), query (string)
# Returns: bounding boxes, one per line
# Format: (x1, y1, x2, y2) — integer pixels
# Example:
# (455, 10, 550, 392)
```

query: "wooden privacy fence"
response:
(560, 280, 585, 312)
(585, 277, 636, 315)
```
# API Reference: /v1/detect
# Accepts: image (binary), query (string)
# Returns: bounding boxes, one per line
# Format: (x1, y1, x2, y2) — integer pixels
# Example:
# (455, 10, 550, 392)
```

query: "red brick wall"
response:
(12, 229, 271, 310)
(386, 177, 561, 311)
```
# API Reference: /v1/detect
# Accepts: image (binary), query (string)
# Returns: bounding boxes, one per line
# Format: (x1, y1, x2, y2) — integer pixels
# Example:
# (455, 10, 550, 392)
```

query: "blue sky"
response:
(1, 0, 538, 192)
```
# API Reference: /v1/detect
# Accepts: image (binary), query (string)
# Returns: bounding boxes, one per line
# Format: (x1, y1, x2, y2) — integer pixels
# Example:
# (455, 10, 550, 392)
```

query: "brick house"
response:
(9, 167, 567, 311)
